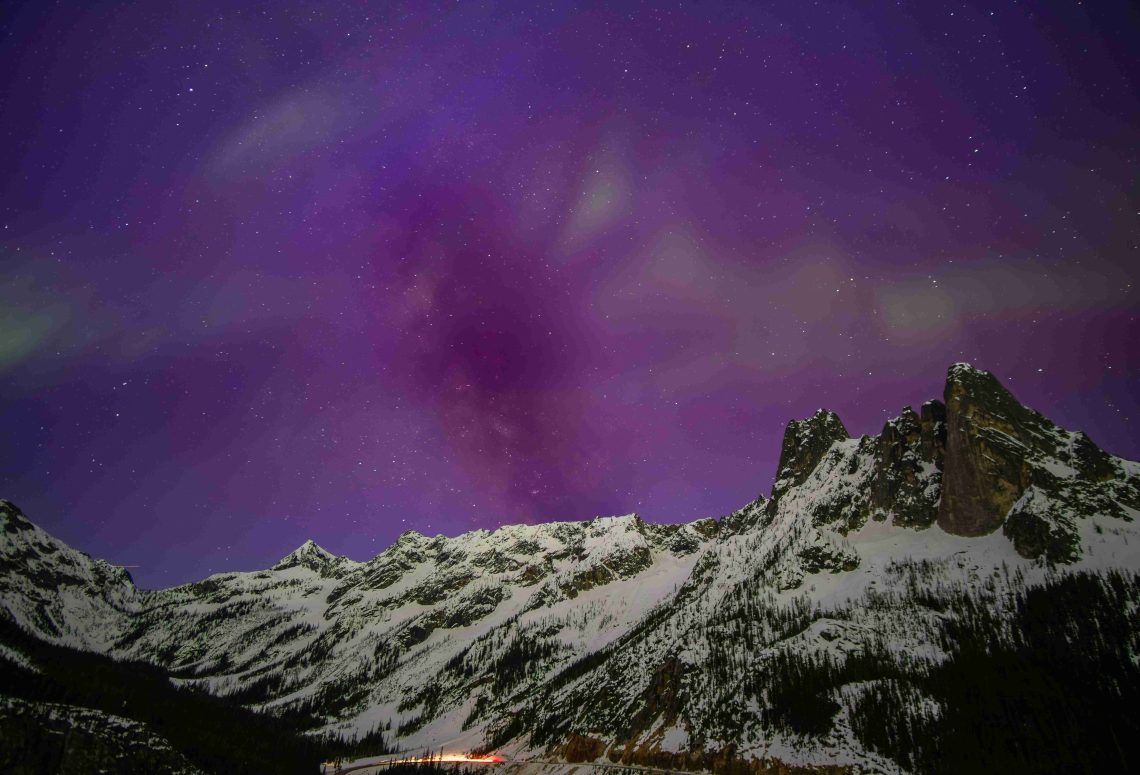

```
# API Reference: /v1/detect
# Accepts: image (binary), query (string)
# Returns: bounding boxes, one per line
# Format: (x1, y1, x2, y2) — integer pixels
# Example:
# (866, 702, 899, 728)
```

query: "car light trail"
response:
(324, 753, 508, 771)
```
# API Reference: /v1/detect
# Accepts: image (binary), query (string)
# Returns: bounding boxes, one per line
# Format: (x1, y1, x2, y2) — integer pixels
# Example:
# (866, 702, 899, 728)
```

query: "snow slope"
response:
(2, 364, 1138, 774)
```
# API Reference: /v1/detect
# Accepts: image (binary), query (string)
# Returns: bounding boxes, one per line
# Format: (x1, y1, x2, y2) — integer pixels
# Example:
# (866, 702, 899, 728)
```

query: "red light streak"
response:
(331, 753, 506, 768)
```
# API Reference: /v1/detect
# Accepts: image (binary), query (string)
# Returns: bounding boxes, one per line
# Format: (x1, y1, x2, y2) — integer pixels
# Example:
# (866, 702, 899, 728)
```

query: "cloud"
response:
(0, 308, 62, 372)
(559, 144, 633, 254)
(207, 89, 349, 179)
(875, 258, 1136, 341)
(0, 263, 85, 374)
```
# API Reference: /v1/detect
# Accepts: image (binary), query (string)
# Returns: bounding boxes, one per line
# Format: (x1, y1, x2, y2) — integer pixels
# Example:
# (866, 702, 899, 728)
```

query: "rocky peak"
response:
(395, 528, 426, 544)
(868, 404, 945, 528)
(273, 539, 343, 574)
(772, 409, 849, 496)
(0, 501, 138, 649)
(879, 406, 923, 455)
(919, 400, 947, 467)
(587, 513, 644, 537)
(938, 363, 1054, 537)
(942, 364, 1054, 442)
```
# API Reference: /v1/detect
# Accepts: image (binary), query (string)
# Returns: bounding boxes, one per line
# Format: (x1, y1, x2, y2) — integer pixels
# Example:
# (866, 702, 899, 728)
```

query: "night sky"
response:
(2, 1, 1137, 587)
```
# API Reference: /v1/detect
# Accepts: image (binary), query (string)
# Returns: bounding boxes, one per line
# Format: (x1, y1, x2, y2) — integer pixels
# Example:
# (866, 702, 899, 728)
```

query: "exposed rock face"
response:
(765, 401, 944, 535)
(752, 364, 1135, 560)
(868, 403, 945, 528)
(562, 733, 607, 763)
(934, 363, 1140, 557)
(938, 364, 1043, 536)
(1072, 432, 1117, 482)
(919, 400, 947, 468)
(772, 409, 849, 497)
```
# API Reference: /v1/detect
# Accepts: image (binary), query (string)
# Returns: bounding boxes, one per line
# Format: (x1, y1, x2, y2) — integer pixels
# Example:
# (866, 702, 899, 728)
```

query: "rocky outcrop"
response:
(868, 402, 945, 528)
(1072, 432, 1117, 482)
(721, 495, 769, 535)
(772, 410, 850, 497)
(919, 400, 947, 467)
(753, 364, 1134, 558)
(767, 401, 944, 535)
(798, 543, 859, 574)
(937, 364, 1047, 536)
(561, 733, 607, 762)
(936, 364, 1139, 557)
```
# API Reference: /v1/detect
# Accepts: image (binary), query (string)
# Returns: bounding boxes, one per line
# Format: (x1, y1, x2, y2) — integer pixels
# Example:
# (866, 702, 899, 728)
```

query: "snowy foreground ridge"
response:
(2, 363, 1140, 774)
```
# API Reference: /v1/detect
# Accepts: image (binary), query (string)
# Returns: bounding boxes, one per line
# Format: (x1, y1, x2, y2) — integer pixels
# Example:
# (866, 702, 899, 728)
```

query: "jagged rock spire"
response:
(772, 409, 849, 498)
(868, 402, 945, 528)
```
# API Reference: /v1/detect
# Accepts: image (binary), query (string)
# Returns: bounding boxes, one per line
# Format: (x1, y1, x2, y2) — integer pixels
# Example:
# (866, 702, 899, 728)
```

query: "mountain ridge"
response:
(3, 362, 1139, 774)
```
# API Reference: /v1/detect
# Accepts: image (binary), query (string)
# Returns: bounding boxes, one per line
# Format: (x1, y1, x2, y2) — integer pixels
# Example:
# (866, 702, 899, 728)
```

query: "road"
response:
(325, 755, 699, 775)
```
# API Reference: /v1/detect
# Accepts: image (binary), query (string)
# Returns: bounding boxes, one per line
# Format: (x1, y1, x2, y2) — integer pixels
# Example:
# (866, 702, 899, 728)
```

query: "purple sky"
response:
(2, 1, 1137, 587)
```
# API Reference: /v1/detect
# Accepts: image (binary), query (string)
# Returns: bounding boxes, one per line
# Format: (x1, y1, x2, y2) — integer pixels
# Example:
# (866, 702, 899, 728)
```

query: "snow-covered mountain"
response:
(3, 363, 1139, 773)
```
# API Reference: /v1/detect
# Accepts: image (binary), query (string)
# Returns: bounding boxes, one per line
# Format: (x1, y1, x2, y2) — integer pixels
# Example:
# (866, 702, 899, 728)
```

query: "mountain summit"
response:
(937, 363, 1138, 560)
(2, 364, 1138, 774)
(273, 539, 351, 575)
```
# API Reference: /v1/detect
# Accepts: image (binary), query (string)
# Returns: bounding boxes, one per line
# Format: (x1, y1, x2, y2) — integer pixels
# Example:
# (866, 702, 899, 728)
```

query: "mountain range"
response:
(3, 363, 1139, 774)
